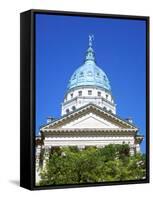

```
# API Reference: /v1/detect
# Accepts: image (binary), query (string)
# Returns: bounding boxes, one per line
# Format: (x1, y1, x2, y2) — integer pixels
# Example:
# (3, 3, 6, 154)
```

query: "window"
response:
(96, 72, 100, 76)
(106, 94, 108, 100)
(80, 72, 84, 77)
(70, 93, 73, 98)
(87, 71, 92, 76)
(103, 107, 107, 111)
(78, 91, 82, 96)
(72, 106, 76, 111)
(88, 90, 92, 95)
(98, 91, 101, 97)
(103, 75, 106, 81)
(66, 109, 69, 114)
(72, 74, 76, 80)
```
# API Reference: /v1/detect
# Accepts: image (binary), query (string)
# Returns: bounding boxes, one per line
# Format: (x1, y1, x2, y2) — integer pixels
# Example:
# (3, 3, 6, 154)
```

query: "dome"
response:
(67, 36, 111, 92)
(61, 35, 116, 116)
(67, 60, 111, 91)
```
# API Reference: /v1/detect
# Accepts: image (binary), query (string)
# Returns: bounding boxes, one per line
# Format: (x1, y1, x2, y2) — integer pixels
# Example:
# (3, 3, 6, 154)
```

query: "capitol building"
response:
(36, 35, 143, 183)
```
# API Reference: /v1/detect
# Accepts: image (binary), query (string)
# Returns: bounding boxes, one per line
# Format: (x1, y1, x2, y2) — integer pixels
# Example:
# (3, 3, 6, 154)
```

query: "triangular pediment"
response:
(41, 104, 137, 131)
(60, 113, 120, 129)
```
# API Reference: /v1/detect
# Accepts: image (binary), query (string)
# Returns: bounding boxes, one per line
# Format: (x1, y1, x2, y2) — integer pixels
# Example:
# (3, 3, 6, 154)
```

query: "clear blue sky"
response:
(35, 13, 146, 153)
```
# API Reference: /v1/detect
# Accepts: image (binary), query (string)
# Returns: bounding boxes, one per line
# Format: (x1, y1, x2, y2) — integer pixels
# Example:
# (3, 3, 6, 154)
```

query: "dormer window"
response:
(80, 72, 84, 77)
(72, 74, 76, 80)
(103, 75, 106, 81)
(96, 72, 100, 77)
(70, 93, 73, 99)
(88, 90, 92, 95)
(87, 71, 92, 76)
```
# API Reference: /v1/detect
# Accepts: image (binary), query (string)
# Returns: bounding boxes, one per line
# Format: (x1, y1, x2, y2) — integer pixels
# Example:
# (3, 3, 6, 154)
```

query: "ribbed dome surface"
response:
(67, 60, 111, 91)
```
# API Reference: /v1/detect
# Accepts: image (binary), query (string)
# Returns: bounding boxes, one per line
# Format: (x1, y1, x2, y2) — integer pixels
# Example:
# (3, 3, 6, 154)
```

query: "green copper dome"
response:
(67, 35, 111, 92)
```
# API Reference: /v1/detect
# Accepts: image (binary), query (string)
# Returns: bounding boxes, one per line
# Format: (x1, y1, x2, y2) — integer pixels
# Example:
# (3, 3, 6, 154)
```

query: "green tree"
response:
(38, 144, 146, 186)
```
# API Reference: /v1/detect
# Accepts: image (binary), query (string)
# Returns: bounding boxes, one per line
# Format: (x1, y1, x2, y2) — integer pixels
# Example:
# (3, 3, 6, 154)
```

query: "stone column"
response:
(35, 145, 42, 185)
(135, 136, 143, 154)
(43, 147, 50, 170)
(135, 144, 140, 153)
(129, 145, 135, 156)
(78, 145, 85, 150)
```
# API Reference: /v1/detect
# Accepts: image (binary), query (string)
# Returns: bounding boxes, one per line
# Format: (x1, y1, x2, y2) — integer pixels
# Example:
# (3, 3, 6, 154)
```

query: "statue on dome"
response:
(89, 34, 94, 47)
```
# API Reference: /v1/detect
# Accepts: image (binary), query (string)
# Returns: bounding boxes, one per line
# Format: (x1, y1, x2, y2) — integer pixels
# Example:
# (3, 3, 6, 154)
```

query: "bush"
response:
(38, 144, 146, 186)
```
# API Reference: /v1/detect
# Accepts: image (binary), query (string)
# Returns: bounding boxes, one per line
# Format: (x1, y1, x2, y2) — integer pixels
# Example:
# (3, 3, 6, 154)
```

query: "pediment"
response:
(60, 113, 120, 129)
(41, 104, 137, 131)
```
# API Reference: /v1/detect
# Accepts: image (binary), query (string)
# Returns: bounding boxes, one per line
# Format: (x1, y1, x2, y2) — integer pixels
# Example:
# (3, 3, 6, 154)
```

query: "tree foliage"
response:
(38, 144, 146, 186)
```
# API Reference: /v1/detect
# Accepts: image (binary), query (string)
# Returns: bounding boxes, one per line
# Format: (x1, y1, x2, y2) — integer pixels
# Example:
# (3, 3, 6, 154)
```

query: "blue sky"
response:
(35, 14, 146, 152)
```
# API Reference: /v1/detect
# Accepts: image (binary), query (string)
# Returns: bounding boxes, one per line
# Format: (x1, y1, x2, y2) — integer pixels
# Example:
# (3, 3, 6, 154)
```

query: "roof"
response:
(67, 36, 111, 92)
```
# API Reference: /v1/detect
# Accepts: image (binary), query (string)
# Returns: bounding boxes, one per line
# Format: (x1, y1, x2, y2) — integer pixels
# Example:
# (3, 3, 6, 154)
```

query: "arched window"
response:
(72, 106, 76, 111)
(66, 109, 69, 114)
(70, 93, 73, 99)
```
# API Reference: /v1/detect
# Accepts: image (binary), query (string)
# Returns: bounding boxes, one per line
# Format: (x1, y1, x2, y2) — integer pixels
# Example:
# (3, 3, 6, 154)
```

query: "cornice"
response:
(44, 128, 137, 133)
(62, 96, 115, 107)
(64, 85, 112, 97)
(42, 128, 137, 138)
